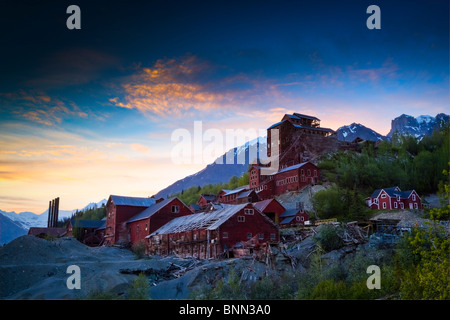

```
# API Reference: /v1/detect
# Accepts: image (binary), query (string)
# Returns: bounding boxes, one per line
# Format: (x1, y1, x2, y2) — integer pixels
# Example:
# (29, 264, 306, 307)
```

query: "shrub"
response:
(131, 240, 147, 259)
(313, 224, 344, 252)
(127, 272, 151, 300)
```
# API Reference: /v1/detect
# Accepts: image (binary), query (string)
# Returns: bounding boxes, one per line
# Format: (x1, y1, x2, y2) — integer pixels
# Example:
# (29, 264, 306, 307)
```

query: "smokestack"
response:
(47, 200, 52, 228)
(50, 199, 55, 228)
(54, 197, 59, 227)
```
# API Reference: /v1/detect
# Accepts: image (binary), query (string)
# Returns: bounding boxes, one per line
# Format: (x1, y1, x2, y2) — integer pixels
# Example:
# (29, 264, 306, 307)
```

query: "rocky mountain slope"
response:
(387, 113, 449, 139)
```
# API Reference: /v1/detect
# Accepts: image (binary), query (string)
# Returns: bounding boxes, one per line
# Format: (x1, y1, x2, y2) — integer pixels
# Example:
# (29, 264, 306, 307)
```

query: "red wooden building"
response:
(253, 198, 286, 225)
(66, 219, 104, 246)
(126, 197, 192, 244)
(104, 195, 156, 245)
(366, 187, 422, 210)
(218, 186, 259, 205)
(147, 203, 279, 259)
(279, 208, 309, 227)
(249, 161, 320, 197)
(197, 193, 217, 208)
(267, 113, 335, 170)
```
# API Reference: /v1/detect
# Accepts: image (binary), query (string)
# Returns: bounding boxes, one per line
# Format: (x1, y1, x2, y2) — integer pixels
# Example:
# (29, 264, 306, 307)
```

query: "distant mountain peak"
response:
(336, 122, 384, 142)
(387, 113, 449, 139)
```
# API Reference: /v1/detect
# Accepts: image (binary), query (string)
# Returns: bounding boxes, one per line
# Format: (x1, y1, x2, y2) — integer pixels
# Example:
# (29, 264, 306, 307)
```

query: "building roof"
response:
(277, 161, 312, 174)
(267, 116, 333, 132)
(370, 187, 417, 199)
(148, 203, 249, 236)
(236, 189, 255, 199)
(292, 124, 334, 133)
(280, 216, 296, 225)
(220, 186, 248, 196)
(253, 199, 273, 212)
(127, 197, 185, 223)
(109, 195, 156, 207)
(279, 208, 300, 218)
(291, 113, 321, 121)
(253, 199, 284, 212)
(267, 120, 287, 130)
(200, 194, 217, 202)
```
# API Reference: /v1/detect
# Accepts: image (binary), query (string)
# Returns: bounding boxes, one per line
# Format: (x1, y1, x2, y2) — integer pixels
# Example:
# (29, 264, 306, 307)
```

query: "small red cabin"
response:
(253, 198, 286, 225)
(366, 187, 422, 210)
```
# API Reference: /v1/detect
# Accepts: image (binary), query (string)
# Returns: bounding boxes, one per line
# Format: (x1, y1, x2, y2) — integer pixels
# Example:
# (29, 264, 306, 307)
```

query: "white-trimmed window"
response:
(383, 202, 387, 209)
(244, 208, 254, 215)
(247, 233, 252, 239)
(171, 205, 179, 213)
(259, 233, 264, 240)
(414, 203, 418, 209)
(394, 202, 398, 209)
(238, 216, 245, 222)
(223, 232, 228, 238)
(412, 194, 416, 201)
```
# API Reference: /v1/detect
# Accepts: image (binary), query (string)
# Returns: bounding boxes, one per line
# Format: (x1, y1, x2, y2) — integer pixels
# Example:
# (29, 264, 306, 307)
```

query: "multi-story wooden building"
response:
(126, 197, 192, 244)
(267, 113, 335, 170)
(146, 203, 279, 259)
(104, 195, 156, 245)
(366, 187, 422, 210)
(249, 161, 320, 197)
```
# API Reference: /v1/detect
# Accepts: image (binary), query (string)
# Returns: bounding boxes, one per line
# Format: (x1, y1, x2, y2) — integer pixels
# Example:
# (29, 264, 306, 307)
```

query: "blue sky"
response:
(0, 0, 448, 213)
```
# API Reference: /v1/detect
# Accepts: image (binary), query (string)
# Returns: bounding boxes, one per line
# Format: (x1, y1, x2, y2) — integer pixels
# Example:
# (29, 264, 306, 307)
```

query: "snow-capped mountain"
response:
(387, 113, 449, 139)
(154, 136, 267, 199)
(336, 123, 385, 142)
(0, 199, 107, 245)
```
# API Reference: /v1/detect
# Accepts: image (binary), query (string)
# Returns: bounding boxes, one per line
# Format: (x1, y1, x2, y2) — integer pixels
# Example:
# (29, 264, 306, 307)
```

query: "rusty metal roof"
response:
(109, 195, 156, 207)
(148, 203, 248, 236)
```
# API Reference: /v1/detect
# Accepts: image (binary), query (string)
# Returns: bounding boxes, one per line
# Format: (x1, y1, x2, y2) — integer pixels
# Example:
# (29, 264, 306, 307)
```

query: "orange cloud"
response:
(111, 56, 231, 117)
(0, 89, 88, 126)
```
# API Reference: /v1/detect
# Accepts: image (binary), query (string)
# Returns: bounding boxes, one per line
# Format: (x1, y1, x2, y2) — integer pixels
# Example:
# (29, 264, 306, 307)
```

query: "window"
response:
(394, 202, 398, 209)
(222, 232, 228, 238)
(259, 233, 264, 240)
(247, 233, 252, 239)
(136, 225, 139, 233)
(270, 233, 276, 240)
(414, 203, 418, 209)
(412, 194, 416, 201)
(314, 170, 317, 177)
(145, 223, 148, 231)
(238, 216, 245, 222)
(301, 169, 304, 175)
(381, 194, 386, 198)
(383, 202, 387, 209)
(307, 169, 311, 176)
(400, 203, 404, 209)
(171, 205, 179, 213)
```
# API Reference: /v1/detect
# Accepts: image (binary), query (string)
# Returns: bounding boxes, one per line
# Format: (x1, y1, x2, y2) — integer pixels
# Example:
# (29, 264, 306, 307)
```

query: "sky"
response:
(0, 0, 448, 213)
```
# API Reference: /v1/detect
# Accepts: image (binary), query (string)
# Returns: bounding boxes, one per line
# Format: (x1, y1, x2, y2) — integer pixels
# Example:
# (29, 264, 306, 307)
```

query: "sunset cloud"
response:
(0, 89, 88, 126)
(111, 56, 229, 117)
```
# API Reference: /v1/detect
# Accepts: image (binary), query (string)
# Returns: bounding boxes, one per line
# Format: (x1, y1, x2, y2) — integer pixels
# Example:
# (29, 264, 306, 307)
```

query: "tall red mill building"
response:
(267, 113, 335, 170)
(104, 195, 192, 245)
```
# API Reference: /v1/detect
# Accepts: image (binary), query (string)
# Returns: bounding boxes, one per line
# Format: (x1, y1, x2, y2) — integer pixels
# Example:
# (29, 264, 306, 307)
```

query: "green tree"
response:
(127, 273, 151, 300)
